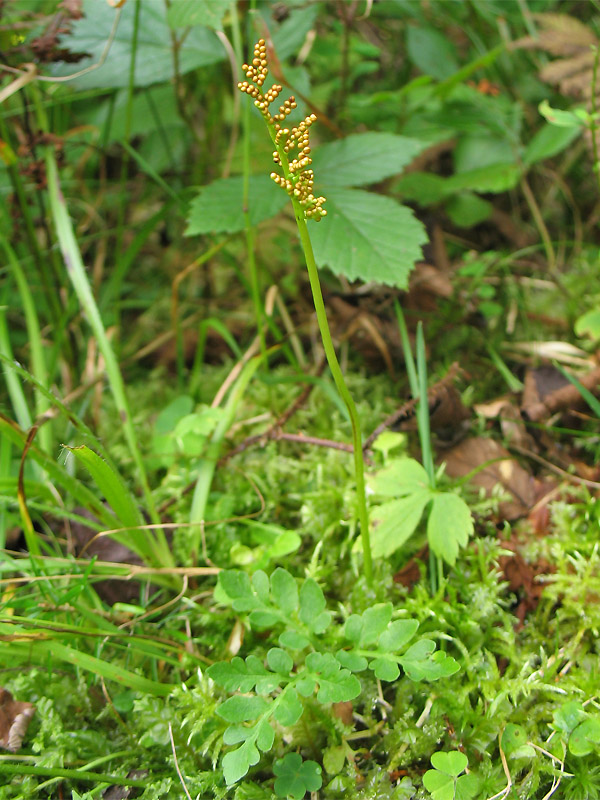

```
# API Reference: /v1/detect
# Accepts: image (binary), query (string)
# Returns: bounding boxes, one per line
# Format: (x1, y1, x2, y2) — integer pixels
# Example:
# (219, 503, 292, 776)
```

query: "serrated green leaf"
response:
(370, 492, 431, 559)
(166, 0, 230, 30)
(273, 753, 322, 800)
(335, 650, 368, 672)
(313, 133, 425, 188)
(223, 738, 260, 785)
(299, 579, 326, 623)
(279, 631, 310, 650)
(273, 688, 304, 727)
(368, 458, 431, 497)
(310, 189, 428, 289)
(370, 657, 400, 682)
(379, 619, 420, 652)
(428, 493, 473, 565)
(267, 648, 293, 675)
(53, 0, 224, 89)
(185, 175, 287, 235)
(270, 569, 299, 615)
(358, 604, 393, 647)
(217, 695, 269, 723)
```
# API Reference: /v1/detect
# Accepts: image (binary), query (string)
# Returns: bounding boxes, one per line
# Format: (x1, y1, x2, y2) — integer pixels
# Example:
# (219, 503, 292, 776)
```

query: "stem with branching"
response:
(238, 41, 373, 584)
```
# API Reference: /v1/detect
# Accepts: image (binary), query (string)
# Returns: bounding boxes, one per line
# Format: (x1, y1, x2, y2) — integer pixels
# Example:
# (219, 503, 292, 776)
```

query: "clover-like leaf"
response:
(554, 701, 587, 735)
(569, 718, 600, 757)
(273, 753, 323, 800)
(357, 604, 393, 647)
(501, 724, 535, 759)
(423, 751, 479, 800)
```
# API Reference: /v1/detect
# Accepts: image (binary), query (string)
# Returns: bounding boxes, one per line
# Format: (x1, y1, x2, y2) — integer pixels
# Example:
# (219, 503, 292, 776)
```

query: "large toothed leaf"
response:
(312, 133, 426, 188)
(427, 493, 473, 566)
(185, 175, 288, 235)
(310, 189, 428, 288)
(54, 0, 224, 89)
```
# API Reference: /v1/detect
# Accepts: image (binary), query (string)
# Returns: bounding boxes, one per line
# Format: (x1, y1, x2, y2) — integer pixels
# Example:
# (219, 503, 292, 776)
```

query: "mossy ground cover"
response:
(2, 1, 600, 798)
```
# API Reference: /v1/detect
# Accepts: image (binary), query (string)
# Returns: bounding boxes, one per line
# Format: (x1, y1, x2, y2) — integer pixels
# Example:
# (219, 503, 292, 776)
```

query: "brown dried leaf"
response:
(0, 688, 35, 752)
(443, 437, 535, 520)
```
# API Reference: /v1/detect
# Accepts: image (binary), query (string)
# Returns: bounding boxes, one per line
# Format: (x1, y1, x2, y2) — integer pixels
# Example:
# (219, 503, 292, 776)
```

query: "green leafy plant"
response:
(207, 567, 459, 785)
(423, 751, 480, 800)
(273, 753, 322, 800)
(366, 456, 474, 565)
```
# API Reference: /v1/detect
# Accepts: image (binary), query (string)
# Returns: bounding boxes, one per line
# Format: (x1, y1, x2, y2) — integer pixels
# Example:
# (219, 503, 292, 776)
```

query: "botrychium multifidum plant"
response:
(239, 40, 373, 584)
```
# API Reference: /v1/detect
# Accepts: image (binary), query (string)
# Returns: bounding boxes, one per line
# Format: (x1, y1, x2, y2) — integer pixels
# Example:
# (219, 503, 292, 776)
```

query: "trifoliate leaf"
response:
(501, 724, 535, 759)
(427, 493, 473, 565)
(370, 492, 431, 559)
(185, 175, 287, 235)
(423, 751, 479, 800)
(368, 458, 431, 497)
(217, 695, 269, 723)
(273, 688, 304, 727)
(554, 701, 587, 734)
(270, 568, 299, 615)
(569, 718, 600, 756)
(312, 133, 426, 188)
(273, 753, 322, 800)
(309, 189, 428, 289)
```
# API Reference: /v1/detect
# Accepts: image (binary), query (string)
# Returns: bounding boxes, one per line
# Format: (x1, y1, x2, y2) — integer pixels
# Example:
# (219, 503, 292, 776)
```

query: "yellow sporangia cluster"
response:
(238, 39, 327, 222)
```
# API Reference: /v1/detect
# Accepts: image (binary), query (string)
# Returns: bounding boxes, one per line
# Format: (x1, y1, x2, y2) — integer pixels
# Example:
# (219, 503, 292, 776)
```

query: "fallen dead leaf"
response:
(443, 437, 535, 520)
(0, 688, 35, 752)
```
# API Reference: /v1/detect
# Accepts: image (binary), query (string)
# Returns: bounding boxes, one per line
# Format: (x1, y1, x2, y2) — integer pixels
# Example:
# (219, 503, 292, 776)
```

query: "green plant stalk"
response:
(0, 237, 52, 454)
(0, 301, 33, 432)
(189, 355, 263, 558)
(0, 763, 149, 789)
(589, 45, 600, 199)
(41, 150, 172, 567)
(268, 132, 373, 585)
